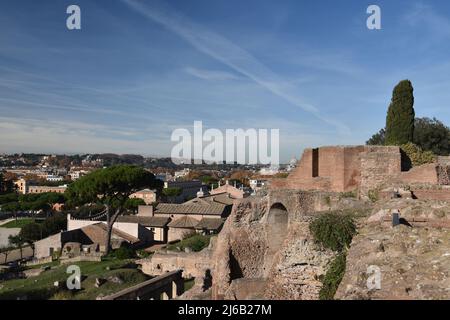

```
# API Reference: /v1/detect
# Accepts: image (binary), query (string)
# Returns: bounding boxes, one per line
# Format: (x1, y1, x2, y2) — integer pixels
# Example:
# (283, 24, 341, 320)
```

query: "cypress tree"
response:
(385, 80, 415, 145)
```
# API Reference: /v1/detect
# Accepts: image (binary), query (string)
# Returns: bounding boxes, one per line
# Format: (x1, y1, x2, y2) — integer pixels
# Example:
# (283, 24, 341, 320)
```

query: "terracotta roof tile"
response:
(155, 203, 227, 216)
(195, 218, 225, 231)
(81, 223, 140, 244)
(167, 216, 199, 228)
(117, 215, 170, 227)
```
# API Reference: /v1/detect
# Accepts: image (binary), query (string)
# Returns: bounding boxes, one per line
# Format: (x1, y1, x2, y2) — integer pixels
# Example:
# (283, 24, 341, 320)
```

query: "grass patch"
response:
(184, 278, 195, 292)
(166, 234, 213, 252)
(0, 258, 149, 300)
(1, 218, 37, 229)
(25, 261, 59, 270)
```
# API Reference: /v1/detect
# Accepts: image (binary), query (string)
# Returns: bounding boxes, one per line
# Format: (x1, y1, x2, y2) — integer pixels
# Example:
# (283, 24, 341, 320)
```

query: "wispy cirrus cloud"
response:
(121, 0, 351, 135)
(403, 2, 450, 36)
(185, 67, 238, 81)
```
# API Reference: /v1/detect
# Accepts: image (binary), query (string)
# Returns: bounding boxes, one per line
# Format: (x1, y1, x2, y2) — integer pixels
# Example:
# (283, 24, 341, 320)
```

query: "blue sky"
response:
(1, 0, 450, 162)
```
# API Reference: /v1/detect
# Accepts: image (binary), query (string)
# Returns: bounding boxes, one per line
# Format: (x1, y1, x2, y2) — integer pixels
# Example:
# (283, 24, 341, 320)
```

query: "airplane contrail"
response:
(120, 0, 351, 135)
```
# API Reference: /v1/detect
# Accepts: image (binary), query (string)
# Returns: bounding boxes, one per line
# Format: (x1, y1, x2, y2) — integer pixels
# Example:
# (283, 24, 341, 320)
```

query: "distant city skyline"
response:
(1, 0, 450, 162)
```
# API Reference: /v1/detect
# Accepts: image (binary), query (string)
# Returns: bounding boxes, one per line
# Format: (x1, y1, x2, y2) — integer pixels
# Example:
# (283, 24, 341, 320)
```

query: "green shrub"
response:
(324, 196, 331, 206)
(113, 246, 136, 260)
(167, 234, 211, 252)
(51, 290, 75, 300)
(309, 213, 356, 252)
(187, 235, 210, 252)
(136, 249, 150, 259)
(19, 222, 42, 242)
(401, 142, 436, 167)
(319, 253, 347, 300)
(182, 230, 197, 240)
(368, 189, 379, 203)
(339, 191, 357, 199)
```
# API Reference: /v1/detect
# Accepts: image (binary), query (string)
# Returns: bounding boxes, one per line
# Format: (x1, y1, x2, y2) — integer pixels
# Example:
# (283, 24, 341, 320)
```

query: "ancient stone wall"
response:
(139, 249, 212, 279)
(343, 146, 365, 190)
(437, 166, 450, 185)
(411, 188, 450, 201)
(337, 199, 450, 300)
(359, 146, 402, 196)
(211, 191, 335, 300)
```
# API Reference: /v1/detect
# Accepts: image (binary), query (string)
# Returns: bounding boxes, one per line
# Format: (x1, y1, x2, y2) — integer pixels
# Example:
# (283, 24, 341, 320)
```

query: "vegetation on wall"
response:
(319, 253, 347, 300)
(400, 142, 436, 167)
(310, 212, 357, 300)
(367, 189, 380, 203)
(309, 213, 356, 252)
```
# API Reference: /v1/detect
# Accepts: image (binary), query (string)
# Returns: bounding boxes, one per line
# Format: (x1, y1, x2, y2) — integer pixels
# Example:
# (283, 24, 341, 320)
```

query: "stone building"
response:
(13, 178, 68, 195)
(13, 178, 27, 194)
(210, 180, 249, 199)
(153, 202, 230, 242)
(67, 212, 169, 244)
(34, 223, 141, 259)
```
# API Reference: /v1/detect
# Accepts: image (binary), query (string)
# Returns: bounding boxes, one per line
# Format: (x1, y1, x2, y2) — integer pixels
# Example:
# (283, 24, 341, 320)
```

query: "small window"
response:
(312, 148, 319, 177)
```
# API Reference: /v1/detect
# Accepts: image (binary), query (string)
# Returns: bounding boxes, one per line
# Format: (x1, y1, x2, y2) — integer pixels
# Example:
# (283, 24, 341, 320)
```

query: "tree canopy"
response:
(66, 165, 161, 208)
(385, 80, 415, 145)
(0, 192, 66, 213)
(19, 214, 67, 243)
(65, 165, 162, 253)
(0, 173, 15, 195)
(413, 117, 450, 156)
(124, 198, 146, 213)
(162, 187, 183, 203)
(162, 187, 182, 197)
(367, 117, 450, 156)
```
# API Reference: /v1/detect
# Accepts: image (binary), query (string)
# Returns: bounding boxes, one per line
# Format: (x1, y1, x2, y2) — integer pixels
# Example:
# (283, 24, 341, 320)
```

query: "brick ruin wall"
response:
(400, 164, 439, 185)
(273, 145, 448, 199)
(272, 146, 365, 192)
